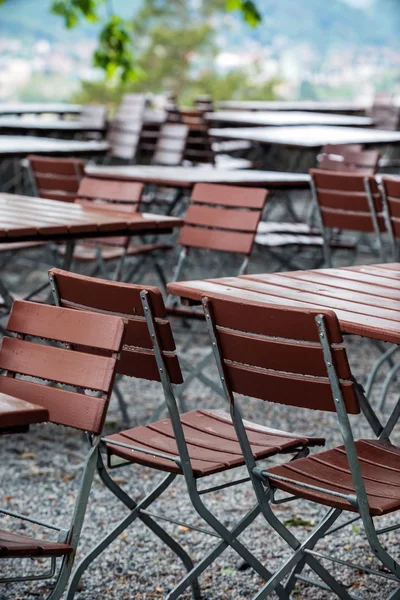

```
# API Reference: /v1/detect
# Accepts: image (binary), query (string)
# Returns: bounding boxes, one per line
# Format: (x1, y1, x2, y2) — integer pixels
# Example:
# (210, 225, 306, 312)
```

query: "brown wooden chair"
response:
(203, 294, 400, 599)
(0, 299, 124, 599)
(28, 155, 85, 203)
(164, 182, 267, 398)
(46, 269, 324, 600)
(310, 169, 385, 266)
(68, 176, 173, 286)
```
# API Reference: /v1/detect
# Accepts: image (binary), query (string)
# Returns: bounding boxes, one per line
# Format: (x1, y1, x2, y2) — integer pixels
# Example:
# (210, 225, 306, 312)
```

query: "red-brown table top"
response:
(0, 193, 183, 242)
(0, 393, 49, 434)
(167, 263, 400, 344)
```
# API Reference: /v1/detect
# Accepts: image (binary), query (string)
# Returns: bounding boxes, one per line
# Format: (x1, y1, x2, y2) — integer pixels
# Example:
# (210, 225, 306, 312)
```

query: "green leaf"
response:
(284, 517, 315, 528)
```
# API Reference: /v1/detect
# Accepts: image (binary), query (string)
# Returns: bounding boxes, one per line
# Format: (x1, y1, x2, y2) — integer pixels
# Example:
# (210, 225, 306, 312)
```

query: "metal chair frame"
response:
(63, 286, 323, 600)
(0, 300, 124, 599)
(203, 295, 400, 599)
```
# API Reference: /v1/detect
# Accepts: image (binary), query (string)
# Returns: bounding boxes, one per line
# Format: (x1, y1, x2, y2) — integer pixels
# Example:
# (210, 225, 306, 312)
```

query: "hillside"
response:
(0, 0, 398, 53)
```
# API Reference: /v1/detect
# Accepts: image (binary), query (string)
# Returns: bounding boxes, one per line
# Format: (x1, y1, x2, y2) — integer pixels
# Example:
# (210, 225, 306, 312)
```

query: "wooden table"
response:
(207, 111, 373, 128)
(0, 103, 82, 117)
(0, 118, 106, 137)
(209, 125, 400, 149)
(0, 395, 49, 435)
(0, 193, 182, 243)
(209, 126, 400, 172)
(217, 100, 370, 115)
(167, 263, 400, 345)
(86, 165, 311, 190)
(0, 136, 109, 158)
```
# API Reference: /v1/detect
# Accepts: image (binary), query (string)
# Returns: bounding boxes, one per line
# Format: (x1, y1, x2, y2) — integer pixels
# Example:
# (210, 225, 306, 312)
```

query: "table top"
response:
(167, 263, 400, 345)
(217, 100, 370, 114)
(0, 193, 183, 243)
(0, 393, 49, 434)
(0, 118, 105, 132)
(209, 126, 400, 149)
(87, 165, 311, 189)
(208, 111, 373, 128)
(0, 136, 109, 157)
(0, 103, 82, 116)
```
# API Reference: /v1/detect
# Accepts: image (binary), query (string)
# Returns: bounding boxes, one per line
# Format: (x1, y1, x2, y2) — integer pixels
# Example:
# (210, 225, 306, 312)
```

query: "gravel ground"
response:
(1, 221, 400, 600)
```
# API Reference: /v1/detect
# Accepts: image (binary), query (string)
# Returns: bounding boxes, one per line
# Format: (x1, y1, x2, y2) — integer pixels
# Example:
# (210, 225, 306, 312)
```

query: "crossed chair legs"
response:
(65, 452, 291, 600)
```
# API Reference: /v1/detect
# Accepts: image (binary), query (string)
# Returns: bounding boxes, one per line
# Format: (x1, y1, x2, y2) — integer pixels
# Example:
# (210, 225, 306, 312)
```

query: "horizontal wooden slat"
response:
(206, 295, 343, 343)
(178, 225, 254, 254)
(0, 376, 107, 433)
(310, 169, 377, 192)
(185, 204, 260, 232)
(50, 268, 167, 318)
(28, 155, 84, 176)
(7, 300, 125, 352)
(191, 183, 267, 208)
(0, 337, 117, 393)
(217, 328, 351, 378)
(320, 208, 385, 232)
(78, 177, 143, 203)
(224, 362, 359, 414)
(316, 190, 380, 212)
(117, 347, 182, 384)
(35, 174, 81, 193)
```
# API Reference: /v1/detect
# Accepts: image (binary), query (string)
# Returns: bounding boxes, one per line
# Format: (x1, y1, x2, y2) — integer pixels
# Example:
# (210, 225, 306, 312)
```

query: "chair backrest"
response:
(1, 300, 124, 434)
(203, 296, 359, 414)
(317, 149, 380, 175)
(49, 268, 183, 385)
(28, 155, 85, 203)
(368, 96, 400, 130)
(177, 183, 267, 255)
(107, 118, 144, 161)
(151, 123, 189, 166)
(80, 104, 108, 128)
(116, 93, 148, 120)
(380, 177, 400, 256)
(76, 176, 144, 212)
(310, 169, 384, 233)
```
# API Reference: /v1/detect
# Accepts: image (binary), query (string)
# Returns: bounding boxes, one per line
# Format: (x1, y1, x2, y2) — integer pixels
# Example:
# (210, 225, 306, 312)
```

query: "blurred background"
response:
(0, 0, 399, 107)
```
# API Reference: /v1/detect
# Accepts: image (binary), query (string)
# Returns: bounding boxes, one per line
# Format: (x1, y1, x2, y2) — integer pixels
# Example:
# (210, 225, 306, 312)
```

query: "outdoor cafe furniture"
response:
(0, 299, 125, 600)
(203, 294, 400, 600)
(28, 155, 85, 201)
(208, 125, 400, 172)
(207, 110, 374, 128)
(217, 99, 370, 115)
(46, 269, 324, 600)
(0, 192, 183, 310)
(0, 102, 82, 117)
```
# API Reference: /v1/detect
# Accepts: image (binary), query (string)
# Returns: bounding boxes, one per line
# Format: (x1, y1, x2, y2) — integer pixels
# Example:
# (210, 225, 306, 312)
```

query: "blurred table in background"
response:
(207, 111, 374, 128)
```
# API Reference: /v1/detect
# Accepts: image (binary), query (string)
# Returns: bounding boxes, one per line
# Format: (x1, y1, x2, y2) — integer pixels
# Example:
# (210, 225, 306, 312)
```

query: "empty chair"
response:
(194, 95, 214, 113)
(204, 295, 400, 599)
(67, 176, 172, 288)
(46, 269, 324, 600)
(28, 155, 84, 202)
(310, 168, 385, 266)
(106, 118, 144, 162)
(116, 93, 148, 120)
(0, 299, 124, 599)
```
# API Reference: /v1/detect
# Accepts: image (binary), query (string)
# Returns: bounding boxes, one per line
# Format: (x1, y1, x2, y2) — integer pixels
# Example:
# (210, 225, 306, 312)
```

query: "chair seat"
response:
(106, 409, 324, 479)
(0, 529, 73, 558)
(266, 439, 400, 516)
(58, 241, 172, 262)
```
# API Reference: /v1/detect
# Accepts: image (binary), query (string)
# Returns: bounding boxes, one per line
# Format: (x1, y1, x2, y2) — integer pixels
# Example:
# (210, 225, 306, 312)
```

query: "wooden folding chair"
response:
(310, 169, 386, 267)
(28, 155, 85, 202)
(46, 270, 324, 600)
(0, 300, 124, 599)
(204, 295, 400, 600)
(164, 182, 267, 399)
(67, 176, 172, 285)
(317, 149, 380, 175)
